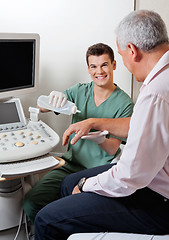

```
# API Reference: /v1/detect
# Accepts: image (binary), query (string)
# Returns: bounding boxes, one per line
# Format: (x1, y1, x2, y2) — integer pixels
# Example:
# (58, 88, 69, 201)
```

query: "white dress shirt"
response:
(83, 51, 169, 199)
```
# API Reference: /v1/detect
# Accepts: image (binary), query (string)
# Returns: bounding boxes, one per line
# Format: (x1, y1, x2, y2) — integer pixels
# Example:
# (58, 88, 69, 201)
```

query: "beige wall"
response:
(0, 0, 134, 153)
(132, 0, 169, 102)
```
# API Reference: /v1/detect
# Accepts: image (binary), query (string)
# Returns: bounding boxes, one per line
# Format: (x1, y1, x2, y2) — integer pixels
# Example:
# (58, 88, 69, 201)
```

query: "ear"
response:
(112, 60, 116, 70)
(127, 43, 140, 62)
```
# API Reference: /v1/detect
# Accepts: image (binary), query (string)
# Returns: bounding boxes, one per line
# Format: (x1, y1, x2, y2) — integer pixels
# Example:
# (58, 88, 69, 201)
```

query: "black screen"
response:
(0, 40, 35, 92)
(0, 102, 20, 124)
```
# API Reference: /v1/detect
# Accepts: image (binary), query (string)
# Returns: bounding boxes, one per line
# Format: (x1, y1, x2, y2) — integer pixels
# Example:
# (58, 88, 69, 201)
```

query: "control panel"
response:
(0, 120, 60, 163)
(0, 98, 60, 163)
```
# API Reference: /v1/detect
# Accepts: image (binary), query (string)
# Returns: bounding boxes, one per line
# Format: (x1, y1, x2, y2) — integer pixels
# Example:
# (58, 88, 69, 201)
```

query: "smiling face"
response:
(88, 54, 116, 88)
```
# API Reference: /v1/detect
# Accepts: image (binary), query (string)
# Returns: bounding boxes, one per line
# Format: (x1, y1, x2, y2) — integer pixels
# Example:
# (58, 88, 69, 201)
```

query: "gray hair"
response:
(116, 10, 169, 52)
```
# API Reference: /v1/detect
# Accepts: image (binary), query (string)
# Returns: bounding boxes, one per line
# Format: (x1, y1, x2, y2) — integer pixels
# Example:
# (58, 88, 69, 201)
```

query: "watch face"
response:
(78, 177, 86, 191)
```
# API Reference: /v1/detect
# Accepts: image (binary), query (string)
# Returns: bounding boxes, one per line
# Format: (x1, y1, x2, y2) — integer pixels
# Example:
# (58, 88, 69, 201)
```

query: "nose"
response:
(96, 66, 104, 74)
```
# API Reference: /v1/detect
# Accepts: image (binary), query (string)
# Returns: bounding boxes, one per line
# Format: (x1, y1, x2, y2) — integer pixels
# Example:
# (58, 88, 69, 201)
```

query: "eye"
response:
(89, 65, 96, 69)
(102, 62, 108, 67)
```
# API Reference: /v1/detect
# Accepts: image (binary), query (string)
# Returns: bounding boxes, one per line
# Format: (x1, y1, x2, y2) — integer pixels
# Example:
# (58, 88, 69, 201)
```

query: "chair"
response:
(68, 232, 169, 240)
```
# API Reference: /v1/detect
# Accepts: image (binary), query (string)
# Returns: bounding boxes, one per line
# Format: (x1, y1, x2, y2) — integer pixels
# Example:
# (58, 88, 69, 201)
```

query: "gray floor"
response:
(0, 225, 28, 240)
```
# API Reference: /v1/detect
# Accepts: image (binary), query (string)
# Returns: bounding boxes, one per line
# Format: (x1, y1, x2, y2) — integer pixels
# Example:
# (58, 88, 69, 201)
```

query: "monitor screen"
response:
(0, 33, 40, 100)
(0, 102, 20, 124)
(0, 98, 27, 132)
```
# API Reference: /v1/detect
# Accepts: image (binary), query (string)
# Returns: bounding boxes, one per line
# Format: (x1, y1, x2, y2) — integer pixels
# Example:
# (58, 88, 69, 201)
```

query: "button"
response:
(35, 135, 40, 139)
(1, 133, 7, 138)
(15, 142, 25, 147)
(19, 131, 24, 135)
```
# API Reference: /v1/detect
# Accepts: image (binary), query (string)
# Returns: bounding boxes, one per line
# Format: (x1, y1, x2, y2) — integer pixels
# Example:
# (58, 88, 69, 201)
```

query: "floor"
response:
(0, 224, 29, 240)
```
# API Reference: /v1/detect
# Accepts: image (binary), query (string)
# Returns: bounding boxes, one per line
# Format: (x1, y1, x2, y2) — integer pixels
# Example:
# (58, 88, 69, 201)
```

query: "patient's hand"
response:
(72, 185, 81, 194)
(62, 119, 93, 146)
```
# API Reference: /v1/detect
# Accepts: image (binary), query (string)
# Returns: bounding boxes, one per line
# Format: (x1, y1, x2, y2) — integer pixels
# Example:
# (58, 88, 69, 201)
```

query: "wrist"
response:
(88, 118, 96, 129)
(78, 177, 87, 192)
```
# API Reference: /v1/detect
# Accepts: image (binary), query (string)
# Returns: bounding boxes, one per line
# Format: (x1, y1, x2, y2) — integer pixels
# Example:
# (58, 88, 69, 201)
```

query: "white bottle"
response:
(37, 95, 80, 115)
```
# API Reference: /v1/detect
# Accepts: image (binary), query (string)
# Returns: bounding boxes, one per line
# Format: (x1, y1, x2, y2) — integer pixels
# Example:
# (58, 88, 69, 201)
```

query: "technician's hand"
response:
(72, 185, 81, 195)
(62, 119, 93, 146)
(37, 105, 51, 113)
(49, 91, 67, 108)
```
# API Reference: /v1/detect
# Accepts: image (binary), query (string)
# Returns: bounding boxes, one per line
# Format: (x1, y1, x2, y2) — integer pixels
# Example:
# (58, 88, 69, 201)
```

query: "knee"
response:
(60, 174, 72, 197)
(60, 173, 79, 198)
(61, 170, 88, 198)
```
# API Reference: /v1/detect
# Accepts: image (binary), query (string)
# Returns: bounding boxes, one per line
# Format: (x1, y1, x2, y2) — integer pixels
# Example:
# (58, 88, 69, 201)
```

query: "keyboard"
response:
(0, 120, 60, 163)
(0, 154, 60, 178)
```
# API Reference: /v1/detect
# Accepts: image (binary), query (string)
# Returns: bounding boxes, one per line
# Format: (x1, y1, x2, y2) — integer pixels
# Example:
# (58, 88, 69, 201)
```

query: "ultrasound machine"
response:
(0, 33, 60, 235)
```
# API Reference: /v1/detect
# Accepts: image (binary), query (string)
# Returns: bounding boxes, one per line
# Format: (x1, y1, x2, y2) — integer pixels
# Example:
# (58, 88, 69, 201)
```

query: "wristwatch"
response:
(78, 177, 87, 192)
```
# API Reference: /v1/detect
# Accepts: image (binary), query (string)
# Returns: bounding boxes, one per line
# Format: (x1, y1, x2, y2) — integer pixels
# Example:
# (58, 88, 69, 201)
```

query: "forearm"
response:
(99, 138, 122, 156)
(62, 117, 131, 146)
(89, 117, 131, 139)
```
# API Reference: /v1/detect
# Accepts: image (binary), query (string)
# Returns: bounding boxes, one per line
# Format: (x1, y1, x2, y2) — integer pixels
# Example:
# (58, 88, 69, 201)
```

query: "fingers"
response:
(60, 97, 67, 107)
(62, 127, 75, 146)
(62, 125, 84, 146)
(62, 119, 93, 146)
(49, 91, 67, 108)
(49, 91, 55, 104)
(72, 185, 81, 195)
(70, 131, 83, 145)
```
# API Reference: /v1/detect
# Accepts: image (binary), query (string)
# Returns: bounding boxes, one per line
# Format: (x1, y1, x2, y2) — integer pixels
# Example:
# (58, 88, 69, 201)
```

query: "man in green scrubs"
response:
(23, 43, 134, 223)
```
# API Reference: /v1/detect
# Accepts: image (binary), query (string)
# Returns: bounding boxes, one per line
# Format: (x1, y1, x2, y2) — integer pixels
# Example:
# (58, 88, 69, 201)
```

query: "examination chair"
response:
(67, 232, 169, 240)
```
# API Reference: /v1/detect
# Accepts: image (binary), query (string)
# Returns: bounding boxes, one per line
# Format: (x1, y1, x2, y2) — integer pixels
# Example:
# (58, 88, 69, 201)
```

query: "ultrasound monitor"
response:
(0, 33, 40, 100)
(0, 98, 26, 132)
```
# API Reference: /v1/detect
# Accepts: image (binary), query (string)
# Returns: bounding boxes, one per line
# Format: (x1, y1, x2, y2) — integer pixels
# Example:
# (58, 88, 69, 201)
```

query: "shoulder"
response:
(66, 82, 93, 92)
(64, 82, 93, 101)
(114, 84, 133, 103)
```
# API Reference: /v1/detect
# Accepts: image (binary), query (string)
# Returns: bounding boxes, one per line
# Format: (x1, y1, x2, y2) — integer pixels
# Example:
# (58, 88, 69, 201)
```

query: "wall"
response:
(132, 0, 169, 102)
(0, 0, 134, 152)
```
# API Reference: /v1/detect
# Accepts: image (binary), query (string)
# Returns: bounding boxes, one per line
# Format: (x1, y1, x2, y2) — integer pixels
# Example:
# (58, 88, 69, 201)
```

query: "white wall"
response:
(132, 0, 169, 102)
(0, 0, 134, 152)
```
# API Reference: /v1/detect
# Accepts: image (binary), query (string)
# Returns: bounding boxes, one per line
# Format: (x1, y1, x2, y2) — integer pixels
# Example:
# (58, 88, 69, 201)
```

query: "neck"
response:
(94, 84, 116, 106)
(139, 44, 169, 82)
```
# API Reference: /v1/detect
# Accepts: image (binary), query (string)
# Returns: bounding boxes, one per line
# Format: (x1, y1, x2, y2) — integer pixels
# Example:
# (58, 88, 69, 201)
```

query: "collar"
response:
(143, 50, 169, 86)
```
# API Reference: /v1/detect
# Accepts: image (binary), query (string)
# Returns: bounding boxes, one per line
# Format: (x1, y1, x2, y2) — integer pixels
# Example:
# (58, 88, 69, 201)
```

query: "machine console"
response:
(0, 98, 60, 163)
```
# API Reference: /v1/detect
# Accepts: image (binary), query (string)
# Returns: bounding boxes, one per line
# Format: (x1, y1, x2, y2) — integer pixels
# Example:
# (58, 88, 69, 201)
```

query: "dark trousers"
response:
(34, 164, 169, 240)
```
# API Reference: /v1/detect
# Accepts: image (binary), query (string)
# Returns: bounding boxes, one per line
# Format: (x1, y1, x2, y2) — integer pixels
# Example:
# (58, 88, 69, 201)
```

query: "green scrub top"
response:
(62, 82, 134, 169)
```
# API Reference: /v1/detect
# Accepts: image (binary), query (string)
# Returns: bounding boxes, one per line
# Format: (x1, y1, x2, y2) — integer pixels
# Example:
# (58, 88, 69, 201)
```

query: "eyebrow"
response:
(89, 61, 109, 67)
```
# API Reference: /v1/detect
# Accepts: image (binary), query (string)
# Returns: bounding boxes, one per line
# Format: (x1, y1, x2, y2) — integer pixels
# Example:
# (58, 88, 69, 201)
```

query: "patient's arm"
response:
(99, 137, 122, 156)
(81, 130, 122, 156)
(62, 117, 131, 146)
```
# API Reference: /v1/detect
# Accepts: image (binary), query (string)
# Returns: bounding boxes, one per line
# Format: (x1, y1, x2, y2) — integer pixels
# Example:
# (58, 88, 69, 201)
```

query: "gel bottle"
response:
(37, 95, 80, 115)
